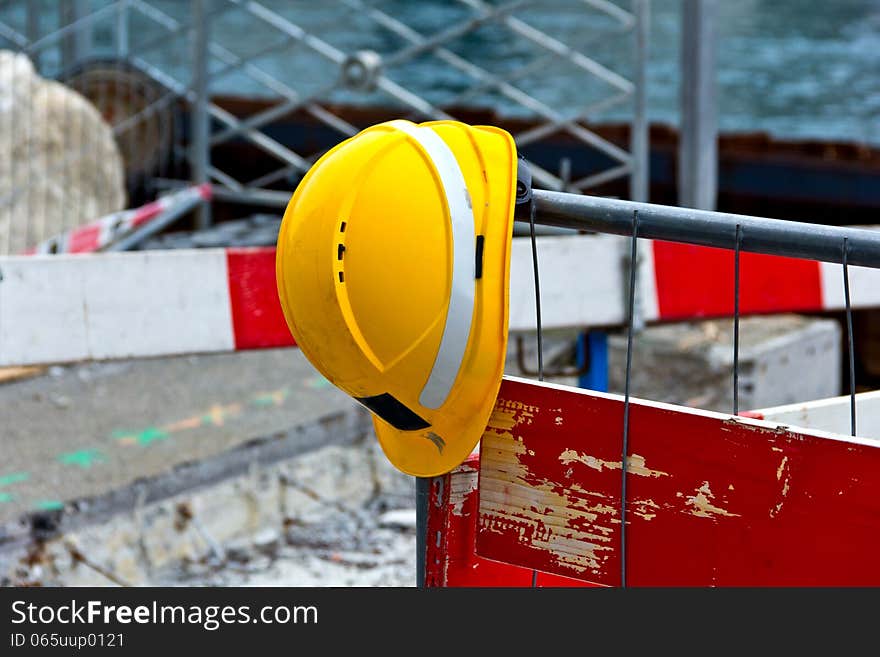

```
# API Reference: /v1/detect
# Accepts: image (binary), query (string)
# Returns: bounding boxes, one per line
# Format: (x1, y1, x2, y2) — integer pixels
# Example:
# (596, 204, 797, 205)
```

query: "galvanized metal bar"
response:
(226, 0, 453, 122)
(126, 0, 238, 57)
(207, 165, 245, 191)
(59, 0, 94, 71)
(381, 0, 529, 68)
(209, 186, 292, 207)
(191, 0, 211, 230)
(233, 0, 346, 65)
(130, 0, 353, 167)
(341, 0, 631, 187)
(344, 0, 627, 160)
(459, 0, 634, 94)
(209, 82, 337, 147)
(679, 0, 717, 209)
(128, 0, 356, 156)
(133, 4, 355, 142)
(105, 194, 207, 252)
(514, 91, 631, 147)
(130, 56, 309, 175)
(582, 0, 634, 27)
(528, 190, 880, 268)
(569, 163, 632, 193)
(0, 20, 28, 49)
(116, 0, 129, 57)
(25, 0, 115, 59)
(26, 2, 40, 68)
(629, 0, 649, 202)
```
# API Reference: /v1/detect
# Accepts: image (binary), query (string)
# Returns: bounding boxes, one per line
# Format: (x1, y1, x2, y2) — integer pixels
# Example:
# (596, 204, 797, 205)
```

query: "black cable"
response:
(620, 210, 639, 588)
(530, 201, 544, 384)
(529, 200, 543, 588)
(733, 224, 742, 415)
(843, 237, 856, 437)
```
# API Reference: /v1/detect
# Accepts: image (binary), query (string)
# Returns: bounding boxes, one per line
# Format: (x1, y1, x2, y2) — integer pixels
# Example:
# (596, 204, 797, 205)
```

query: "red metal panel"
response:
(476, 377, 880, 586)
(652, 241, 823, 319)
(425, 454, 593, 587)
(226, 248, 295, 350)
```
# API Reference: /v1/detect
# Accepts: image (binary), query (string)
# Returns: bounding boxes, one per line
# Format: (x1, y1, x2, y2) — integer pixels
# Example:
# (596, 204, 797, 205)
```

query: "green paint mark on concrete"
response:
(0, 473, 27, 503)
(251, 387, 290, 407)
(0, 472, 28, 488)
(58, 449, 107, 469)
(35, 500, 64, 511)
(307, 375, 331, 389)
(113, 427, 169, 446)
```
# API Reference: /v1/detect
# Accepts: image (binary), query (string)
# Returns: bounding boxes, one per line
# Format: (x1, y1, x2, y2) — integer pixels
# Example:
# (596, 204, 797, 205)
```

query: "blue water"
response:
(3, 0, 879, 144)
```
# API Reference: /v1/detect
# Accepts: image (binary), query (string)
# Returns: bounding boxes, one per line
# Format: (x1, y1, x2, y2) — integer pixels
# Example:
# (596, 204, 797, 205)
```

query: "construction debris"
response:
(1, 439, 415, 587)
(607, 314, 841, 411)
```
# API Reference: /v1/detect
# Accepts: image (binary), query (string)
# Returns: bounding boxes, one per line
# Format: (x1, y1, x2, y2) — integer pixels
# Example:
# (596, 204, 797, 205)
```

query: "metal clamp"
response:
(340, 50, 382, 92)
(513, 156, 533, 221)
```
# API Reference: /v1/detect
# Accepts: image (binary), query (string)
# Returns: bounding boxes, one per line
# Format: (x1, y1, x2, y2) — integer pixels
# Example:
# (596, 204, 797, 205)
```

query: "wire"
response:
(529, 200, 543, 588)
(733, 224, 742, 415)
(529, 202, 544, 384)
(620, 210, 639, 588)
(843, 238, 856, 437)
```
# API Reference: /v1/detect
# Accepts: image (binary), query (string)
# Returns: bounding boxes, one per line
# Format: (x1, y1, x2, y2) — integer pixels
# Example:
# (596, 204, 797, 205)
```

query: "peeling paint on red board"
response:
(425, 454, 592, 587)
(476, 376, 880, 586)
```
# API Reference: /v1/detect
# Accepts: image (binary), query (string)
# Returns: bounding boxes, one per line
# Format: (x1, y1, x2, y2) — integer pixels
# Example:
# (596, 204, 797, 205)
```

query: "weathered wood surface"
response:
(476, 376, 880, 586)
(425, 454, 590, 587)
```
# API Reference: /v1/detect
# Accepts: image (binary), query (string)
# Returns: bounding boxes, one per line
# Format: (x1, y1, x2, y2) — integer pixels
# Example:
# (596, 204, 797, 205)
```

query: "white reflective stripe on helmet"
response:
(388, 120, 476, 410)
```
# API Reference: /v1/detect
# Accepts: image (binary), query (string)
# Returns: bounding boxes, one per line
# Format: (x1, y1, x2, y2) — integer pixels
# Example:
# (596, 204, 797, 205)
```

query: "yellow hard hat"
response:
(276, 119, 517, 477)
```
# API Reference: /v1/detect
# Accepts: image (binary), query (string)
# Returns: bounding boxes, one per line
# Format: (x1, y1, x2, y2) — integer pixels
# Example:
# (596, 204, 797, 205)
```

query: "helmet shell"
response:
(276, 120, 517, 476)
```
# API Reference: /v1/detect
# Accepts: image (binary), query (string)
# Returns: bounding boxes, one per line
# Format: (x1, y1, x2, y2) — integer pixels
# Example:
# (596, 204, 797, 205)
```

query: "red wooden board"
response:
(425, 455, 592, 587)
(476, 377, 880, 586)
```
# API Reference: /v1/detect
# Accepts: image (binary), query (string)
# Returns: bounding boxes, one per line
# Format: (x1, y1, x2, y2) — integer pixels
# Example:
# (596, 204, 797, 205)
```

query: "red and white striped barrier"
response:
(0, 247, 289, 367)
(3, 234, 880, 367)
(25, 184, 212, 255)
(516, 234, 880, 328)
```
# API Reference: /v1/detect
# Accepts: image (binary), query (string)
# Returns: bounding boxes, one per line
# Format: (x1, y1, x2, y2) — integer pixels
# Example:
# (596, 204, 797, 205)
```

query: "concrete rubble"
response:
(1, 438, 416, 587)
(607, 314, 841, 411)
(510, 314, 841, 413)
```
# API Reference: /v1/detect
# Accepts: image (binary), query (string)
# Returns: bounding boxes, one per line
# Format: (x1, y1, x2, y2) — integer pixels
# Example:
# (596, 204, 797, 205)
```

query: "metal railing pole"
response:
(528, 190, 880, 269)
(629, 0, 649, 203)
(191, 0, 211, 229)
(26, 2, 40, 69)
(59, 0, 92, 74)
(116, 0, 129, 58)
(678, 0, 718, 210)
